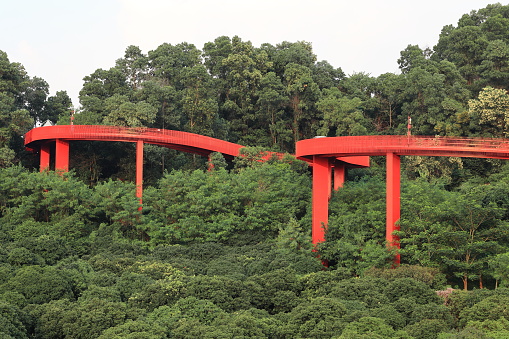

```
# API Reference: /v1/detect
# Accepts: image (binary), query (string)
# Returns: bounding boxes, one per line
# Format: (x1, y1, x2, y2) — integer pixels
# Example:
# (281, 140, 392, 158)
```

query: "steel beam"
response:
(136, 140, 144, 202)
(333, 162, 346, 190)
(312, 156, 331, 245)
(386, 152, 401, 265)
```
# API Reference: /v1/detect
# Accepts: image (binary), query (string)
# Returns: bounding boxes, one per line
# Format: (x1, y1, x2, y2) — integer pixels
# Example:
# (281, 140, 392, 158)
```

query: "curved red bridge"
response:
(297, 135, 509, 159)
(297, 135, 509, 265)
(24, 125, 245, 199)
(25, 125, 244, 158)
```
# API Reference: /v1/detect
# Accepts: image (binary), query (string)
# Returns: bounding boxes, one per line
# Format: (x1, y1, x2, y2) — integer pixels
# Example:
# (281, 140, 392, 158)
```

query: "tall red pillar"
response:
(40, 142, 50, 172)
(333, 162, 346, 190)
(327, 160, 333, 200)
(136, 140, 144, 202)
(386, 152, 401, 265)
(312, 156, 331, 245)
(55, 139, 69, 172)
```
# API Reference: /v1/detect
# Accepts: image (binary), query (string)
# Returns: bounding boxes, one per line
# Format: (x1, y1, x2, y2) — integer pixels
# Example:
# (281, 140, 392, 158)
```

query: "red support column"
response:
(333, 162, 346, 190)
(55, 139, 69, 172)
(386, 152, 401, 266)
(207, 154, 214, 172)
(40, 142, 50, 172)
(136, 140, 144, 203)
(327, 161, 332, 200)
(312, 156, 331, 245)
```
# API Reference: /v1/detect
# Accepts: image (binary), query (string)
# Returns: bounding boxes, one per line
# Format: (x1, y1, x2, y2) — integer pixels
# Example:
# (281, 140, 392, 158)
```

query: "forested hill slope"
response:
(3, 3, 509, 338)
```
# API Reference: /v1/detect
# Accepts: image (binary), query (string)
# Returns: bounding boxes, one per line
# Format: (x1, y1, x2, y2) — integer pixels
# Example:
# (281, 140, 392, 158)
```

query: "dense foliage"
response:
(4, 3, 509, 338)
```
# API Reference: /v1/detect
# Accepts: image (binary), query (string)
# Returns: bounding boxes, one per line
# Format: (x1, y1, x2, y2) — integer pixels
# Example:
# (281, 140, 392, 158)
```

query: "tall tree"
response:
(311, 60, 345, 89)
(255, 72, 291, 149)
(135, 80, 179, 130)
(434, 25, 488, 86)
(467, 86, 509, 137)
(401, 180, 508, 290)
(148, 42, 202, 89)
(0, 51, 34, 166)
(219, 36, 270, 144)
(21, 76, 49, 123)
(202, 36, 233, 80)
(283, 63, 320, 143)
(78, 67, 130, 124)
(46, 91, 72, 124)
(432, 4, 509, 90)
(373, 73, 403, 131)
(179, 65, 219, 136)
(399, 67, 448, 135)
(438, 188, 506, 290)
(478, 39, 509, 89)
(272, 41, 316, 77)
(317, 87, 370, 136)
(398, 45, 436, 74)
(116, 45, 149, 91)
(0, 93, 32, 167)
(102, 94, 157, 127)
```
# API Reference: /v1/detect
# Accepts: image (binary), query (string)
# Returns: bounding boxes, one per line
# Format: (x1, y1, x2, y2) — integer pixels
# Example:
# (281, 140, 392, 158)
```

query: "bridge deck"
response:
(297, 135, 509, 159)
(24, 125, 244, 158)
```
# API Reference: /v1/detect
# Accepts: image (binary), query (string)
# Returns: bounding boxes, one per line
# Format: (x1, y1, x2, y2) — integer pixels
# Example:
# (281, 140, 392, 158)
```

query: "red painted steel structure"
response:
(24, 125, 246, 199)
(296, 135, 509, 264)
(24, 126, 370, 198)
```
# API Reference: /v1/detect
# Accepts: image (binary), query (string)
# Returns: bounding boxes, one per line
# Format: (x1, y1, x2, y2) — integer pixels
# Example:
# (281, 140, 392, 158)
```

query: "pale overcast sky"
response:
(0, 0, 501, 107)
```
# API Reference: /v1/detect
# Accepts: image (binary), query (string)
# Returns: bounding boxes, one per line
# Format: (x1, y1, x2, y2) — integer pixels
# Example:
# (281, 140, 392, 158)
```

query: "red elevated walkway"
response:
(297, 135, 509, 265)
(24, 125, 245, 199)
(24, 125, 244, 159)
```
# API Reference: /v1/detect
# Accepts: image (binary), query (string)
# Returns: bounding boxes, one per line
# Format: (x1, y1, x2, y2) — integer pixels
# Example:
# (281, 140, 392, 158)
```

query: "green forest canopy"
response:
(4, 3, 509, 338)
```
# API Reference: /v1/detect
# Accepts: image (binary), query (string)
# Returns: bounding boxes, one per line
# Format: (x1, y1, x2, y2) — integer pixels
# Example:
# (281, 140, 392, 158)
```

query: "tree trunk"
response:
(389, 104, 393, 128)
(291, 95, 301, 144)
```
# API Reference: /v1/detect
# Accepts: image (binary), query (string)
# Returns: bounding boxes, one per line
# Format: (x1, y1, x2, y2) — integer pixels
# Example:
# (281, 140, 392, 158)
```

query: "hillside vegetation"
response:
(3, 3, 509, 338)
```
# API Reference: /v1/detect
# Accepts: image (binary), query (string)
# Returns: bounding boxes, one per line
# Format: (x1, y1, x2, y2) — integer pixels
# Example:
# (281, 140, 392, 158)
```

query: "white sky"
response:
(0, 0, 500, 107)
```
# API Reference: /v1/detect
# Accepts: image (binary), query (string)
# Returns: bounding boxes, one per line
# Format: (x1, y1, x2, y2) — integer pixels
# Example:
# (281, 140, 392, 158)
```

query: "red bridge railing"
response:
(296, 135, 509, 159)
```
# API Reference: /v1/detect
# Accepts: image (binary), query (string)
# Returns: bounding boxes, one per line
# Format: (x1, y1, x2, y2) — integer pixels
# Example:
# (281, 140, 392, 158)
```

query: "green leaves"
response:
(317, 87, 369, 136)
(468, 86, 509, 137)
(180, 65, 219, 136)
(6, 265, 75, 304)
(401, 179, 508, 289)
(0, 86, 32, 166)
(103, 94, 157, 127)
(145, 158, 310, 244)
